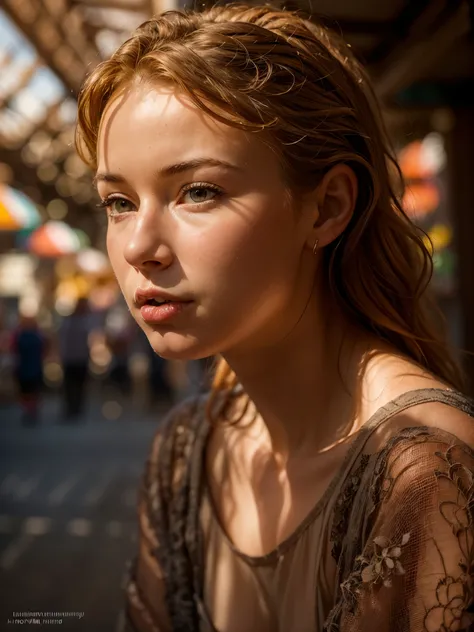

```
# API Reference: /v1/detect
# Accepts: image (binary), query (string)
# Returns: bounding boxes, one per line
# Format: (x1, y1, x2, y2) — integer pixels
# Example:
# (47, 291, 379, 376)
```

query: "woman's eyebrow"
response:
(93, 157, 243, 189)
(92, 173, 126, 189)
(158, 158, 243, 177)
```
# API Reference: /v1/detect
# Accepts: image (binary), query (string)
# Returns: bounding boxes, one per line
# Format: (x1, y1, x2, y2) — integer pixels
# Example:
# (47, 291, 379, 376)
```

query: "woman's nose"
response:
(122, 207, 173, 270)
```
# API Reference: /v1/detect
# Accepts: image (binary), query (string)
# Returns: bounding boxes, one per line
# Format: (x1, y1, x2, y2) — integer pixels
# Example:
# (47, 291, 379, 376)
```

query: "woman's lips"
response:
(139, 301, 193, 324)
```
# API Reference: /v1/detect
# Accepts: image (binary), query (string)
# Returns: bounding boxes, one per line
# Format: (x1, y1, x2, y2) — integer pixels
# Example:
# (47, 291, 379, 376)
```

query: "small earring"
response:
(312, 238, 319, 255)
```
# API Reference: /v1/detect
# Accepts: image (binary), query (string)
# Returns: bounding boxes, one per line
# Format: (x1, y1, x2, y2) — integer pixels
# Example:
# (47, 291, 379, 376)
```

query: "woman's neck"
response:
(222, 293, 370, 466)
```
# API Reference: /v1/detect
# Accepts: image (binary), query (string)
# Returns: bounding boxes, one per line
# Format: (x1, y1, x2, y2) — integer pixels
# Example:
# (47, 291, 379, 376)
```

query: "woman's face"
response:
(96, 82, 315, 360)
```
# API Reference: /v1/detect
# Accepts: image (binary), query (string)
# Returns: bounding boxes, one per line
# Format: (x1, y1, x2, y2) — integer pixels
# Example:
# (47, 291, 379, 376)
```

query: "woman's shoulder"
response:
(357, 349, 473, 452)
(335, 380, 474, 529)
(362, 386, 474, 459)
(368, 398, 474, 498)
(339, 385, 474, 543)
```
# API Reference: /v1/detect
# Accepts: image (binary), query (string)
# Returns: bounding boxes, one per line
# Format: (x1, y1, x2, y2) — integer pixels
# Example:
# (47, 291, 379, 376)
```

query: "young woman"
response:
(76, 4, 474, 631)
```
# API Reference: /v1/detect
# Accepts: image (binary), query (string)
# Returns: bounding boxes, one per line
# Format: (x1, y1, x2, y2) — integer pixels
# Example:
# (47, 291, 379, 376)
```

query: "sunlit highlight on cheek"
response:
(105, 227, 127, 281)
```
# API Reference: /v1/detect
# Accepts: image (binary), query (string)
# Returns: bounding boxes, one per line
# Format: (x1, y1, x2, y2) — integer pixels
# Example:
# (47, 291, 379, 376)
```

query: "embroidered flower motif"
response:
(435, 453, 474, 540)
(424, 576, 474, 632)
(359, 532, 410, 588)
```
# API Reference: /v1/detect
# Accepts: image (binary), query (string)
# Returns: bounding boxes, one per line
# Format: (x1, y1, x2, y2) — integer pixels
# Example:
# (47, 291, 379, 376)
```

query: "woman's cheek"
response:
(106, 237, 122, 276)
(107, 232, 131, 296)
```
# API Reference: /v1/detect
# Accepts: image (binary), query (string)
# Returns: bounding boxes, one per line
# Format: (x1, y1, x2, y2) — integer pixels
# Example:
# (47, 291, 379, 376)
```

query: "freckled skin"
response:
(97, 84, 316, 360)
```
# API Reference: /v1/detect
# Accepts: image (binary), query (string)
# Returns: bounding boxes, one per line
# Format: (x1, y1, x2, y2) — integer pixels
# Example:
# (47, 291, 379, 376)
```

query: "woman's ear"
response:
(308, 164, 358, 249)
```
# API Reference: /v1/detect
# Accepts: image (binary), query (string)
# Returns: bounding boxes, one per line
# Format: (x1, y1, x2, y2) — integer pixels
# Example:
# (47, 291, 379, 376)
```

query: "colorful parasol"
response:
(27, 220, 90, 257)
(402, 182, 440, 219)
(0, 184, 42, 230)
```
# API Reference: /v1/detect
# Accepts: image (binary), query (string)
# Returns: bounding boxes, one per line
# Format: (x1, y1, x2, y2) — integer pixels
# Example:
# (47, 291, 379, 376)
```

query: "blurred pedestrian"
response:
(105, 303, 135, 398)
(10, 314, 45, 426)
(58, 297, 92, 421)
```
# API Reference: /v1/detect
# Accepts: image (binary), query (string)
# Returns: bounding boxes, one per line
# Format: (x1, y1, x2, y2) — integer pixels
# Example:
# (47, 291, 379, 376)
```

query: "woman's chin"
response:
(146, 330, 213, 361)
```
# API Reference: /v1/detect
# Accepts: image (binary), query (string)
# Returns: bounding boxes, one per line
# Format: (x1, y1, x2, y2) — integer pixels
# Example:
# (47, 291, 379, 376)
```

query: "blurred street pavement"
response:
(0, 394, 163, 631)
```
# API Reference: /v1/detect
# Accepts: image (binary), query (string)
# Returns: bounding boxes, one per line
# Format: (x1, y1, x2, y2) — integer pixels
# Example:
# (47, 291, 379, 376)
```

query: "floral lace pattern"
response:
(359, 533, 410, 587)
(334, 532, 411, 617)
(423, 447, 474, 632)
(325, 429, 474, 632)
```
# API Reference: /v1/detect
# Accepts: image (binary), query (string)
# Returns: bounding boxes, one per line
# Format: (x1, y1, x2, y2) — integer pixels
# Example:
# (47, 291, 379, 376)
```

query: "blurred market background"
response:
(0, 0, 473, 630)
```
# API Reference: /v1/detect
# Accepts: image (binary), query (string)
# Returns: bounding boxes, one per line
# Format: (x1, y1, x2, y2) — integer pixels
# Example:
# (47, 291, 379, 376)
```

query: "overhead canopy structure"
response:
(0, 0, 472, 243)
(0, 0, 153, 243)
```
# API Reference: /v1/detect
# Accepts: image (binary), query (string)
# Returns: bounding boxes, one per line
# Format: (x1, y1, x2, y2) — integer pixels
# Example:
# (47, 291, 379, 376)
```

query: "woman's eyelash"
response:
(95, 196, 125, 209)
(95, 183, 224, 213)
(181, 182, 222, 195)
(95, 196, 135, 220)
(96, 198, 111, 209)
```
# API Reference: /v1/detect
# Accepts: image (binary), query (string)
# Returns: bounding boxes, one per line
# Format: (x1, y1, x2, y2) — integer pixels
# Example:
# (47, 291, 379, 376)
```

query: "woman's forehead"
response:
(96, 84, 278, 176)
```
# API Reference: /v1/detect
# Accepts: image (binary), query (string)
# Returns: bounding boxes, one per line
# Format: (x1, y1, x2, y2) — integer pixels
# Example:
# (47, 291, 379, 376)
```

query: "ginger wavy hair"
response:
(76, 3, 464, 414)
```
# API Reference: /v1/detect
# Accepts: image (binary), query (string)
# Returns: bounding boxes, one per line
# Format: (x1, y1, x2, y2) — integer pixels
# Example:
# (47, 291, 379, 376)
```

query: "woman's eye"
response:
(181, 186, 220, 205)
(97, 197, 134, 215)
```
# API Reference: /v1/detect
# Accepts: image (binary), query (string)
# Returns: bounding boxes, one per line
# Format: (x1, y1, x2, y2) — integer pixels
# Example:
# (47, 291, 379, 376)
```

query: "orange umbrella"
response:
(402, 182, 440, 219)
(28, 221, 89, 257)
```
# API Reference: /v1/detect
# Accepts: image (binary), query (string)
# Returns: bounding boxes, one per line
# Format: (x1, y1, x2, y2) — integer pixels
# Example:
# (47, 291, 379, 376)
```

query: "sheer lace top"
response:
(125, 388, 474, 632)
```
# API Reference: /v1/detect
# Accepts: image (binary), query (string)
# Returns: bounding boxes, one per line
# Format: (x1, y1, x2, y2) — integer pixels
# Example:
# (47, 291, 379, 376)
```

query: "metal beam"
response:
(2, 0, 81, 95)
(374, 1, 471, 101)
(366, 0, 442, 65)
(0, 61, 42, 110)
(41, 1, 100, 69)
